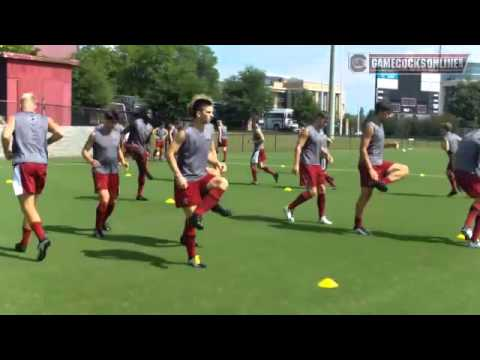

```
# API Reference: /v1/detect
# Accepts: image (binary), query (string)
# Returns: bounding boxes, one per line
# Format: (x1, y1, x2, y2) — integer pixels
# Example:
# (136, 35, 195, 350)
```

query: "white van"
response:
(261, 108, 299, 132)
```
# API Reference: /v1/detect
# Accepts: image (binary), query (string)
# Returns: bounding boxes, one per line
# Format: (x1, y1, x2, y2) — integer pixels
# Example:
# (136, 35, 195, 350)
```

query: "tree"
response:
(359, 107, 366, 122)
(446, 81, 480, 126)
(221, 66, 273, 126)
(114, 45, 220, 120)
(72, 46, 119, 107)
(0, 45, 38, 55)
(291, 90, 317, 125)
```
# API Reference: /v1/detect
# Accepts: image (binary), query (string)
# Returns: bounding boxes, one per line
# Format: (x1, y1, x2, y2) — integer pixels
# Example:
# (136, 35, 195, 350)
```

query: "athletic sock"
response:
(20, 227, 32, 247)
(354, 217, 363, 229)
(223, 151, 227, 162)
(465, 203, 480, 228)
(183, 223, 197, 258)
(317, 193, 326, 218)
(96, 202, 108, 231)
(288, 191, 314, 210)
(137, 175, 146, 197)
(195, 188, 225, 216)
(105, 202, 116, 223)
(472, 215, 480, 242)
(251, 166, 257, 182)
(30, 222, 47, 242)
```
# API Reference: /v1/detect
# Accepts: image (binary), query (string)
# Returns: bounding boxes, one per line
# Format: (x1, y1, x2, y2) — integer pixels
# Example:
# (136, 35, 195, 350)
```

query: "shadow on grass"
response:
(44, 225, 181, 249)
(82, 249, 187, 269)
(74, 196, 139, 202)
(0, 246, 38, 262)
(387, 192, 448, 199)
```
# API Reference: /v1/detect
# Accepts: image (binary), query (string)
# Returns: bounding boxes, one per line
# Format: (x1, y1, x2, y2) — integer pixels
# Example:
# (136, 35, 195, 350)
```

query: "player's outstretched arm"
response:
(2, 115, 15, 160)
(292, 128, 309, 175)
(167, 129, 188, 189)
(47, 117, 64, 145)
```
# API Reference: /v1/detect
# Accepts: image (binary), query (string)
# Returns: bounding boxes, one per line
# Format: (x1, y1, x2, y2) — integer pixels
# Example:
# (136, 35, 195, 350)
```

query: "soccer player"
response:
(123, 108, 155, 201)
(217, 119, 228, 162)
(453, 129, 480, 247)
(284, 111, 334, 225)
(167, 95, 229, 269)
(441, 122, 462, 197)
(2, 93, 64, 261)
(153, 123, 168, 161)
(250, 116, 279, 185)
(82, 111, 129, 238)
(353, 102, 409, 235)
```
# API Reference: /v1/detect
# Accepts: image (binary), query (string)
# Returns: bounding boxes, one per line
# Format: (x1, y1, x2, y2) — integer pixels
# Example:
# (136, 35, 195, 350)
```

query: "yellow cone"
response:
(456, 233, 467, 241)
(318, 278, 339, 289)
(165, 198, 176, 205)
(284, 187, 293, 192)
(420, 173, 426, 177)
(125, 173, 133, 177)
(5, 179, 13, 185)
(281, 165, 286, 168)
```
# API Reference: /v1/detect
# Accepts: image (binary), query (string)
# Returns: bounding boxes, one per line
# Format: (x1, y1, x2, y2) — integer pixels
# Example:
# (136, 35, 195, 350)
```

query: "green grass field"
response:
(0, 147, 479, 315)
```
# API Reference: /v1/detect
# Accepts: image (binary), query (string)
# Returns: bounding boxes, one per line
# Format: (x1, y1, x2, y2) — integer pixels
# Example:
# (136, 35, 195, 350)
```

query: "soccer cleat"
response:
(319, 216, 333, 225)
(103, 223, 112, 232)
(189, 213, 204, 230)
(37, 238, 51, 262)
(372, 181, 388, 193)
(188, 255, 207, 269)
(468, 241, 480, 249)
(14, 242, 27, 253)
(136, 195, 149, 201)
(146, 173, 154, 180)
(354, 227, 371, 236)
(251, 181, 258, 185)
(94, 229, 105, 239)
(211, 204, 233, 217)
(273, 173, 279, 183)
(326, 176, 337, 190)
(459, 227, 473, 241)
(283, 206, 295, 224)
(447, 190, 458, 197)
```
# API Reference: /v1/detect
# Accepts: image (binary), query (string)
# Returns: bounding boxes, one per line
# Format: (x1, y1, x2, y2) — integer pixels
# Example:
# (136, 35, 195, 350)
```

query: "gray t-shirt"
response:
(445, 131, 462, 155)
(454, 129, 480, 176)
(12, 112, 49, 165)
(300, 125, 327, 166)
(364, 119, 385, 166)
(126, 118, 153, 150)
(177, 124, 214, 181)
(93, 124, 122, 174)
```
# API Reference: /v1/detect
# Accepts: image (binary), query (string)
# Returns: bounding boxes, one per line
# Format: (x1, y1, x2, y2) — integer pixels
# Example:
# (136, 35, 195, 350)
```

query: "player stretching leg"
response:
(167, 95, 229, 268)
(441, 122, 462, 197)
(250, 116, 279, 185)
(453, 130, 480, 247)
(123, 108, 155, 201)
(354, 102, 409, 235)
(2, 93, 64, 261)
(82, 111, 129, 238)
(284, 111, 334, 225)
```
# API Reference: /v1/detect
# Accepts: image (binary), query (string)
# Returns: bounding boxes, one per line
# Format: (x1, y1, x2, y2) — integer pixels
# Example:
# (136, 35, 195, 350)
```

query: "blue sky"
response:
(209, 45, 480, 114)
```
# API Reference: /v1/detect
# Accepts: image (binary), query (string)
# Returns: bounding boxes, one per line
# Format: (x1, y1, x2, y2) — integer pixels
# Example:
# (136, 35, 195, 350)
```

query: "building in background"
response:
(35, 45, 79, 59)
(375, 73, 440, 117)
(265, 75, 345, 121)
(0, 52, 79, 125)
(439, 62, 480, 114)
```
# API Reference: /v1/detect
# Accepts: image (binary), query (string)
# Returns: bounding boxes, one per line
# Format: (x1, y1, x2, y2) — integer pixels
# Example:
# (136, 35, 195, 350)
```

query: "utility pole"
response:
(328, 45, 336, 138)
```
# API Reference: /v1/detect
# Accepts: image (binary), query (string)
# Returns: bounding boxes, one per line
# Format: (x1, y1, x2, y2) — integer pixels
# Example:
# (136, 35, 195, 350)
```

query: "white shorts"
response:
(13, 165, 24, 196)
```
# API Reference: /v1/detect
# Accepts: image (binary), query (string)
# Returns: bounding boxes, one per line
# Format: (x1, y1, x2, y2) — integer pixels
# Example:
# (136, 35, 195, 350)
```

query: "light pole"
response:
(328, 45, 336, 138)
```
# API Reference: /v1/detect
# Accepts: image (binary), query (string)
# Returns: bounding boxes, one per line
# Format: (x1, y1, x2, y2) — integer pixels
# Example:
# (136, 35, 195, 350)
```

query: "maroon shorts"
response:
(454, 170, 480, 198)
(299, 163, 326, 188)
(94, 172, 120, 199)
(125, 143, 148, 159)
(218, 139, 228, 147)
(13, 163, 47, 196)
(358, 160, 394, 188)
(174, 173, 215, 208)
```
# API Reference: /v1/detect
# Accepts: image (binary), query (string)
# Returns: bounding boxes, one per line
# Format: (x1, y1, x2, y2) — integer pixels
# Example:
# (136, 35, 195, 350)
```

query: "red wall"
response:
(36, 45, 78, 59)
(7, 60, 73, 125)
